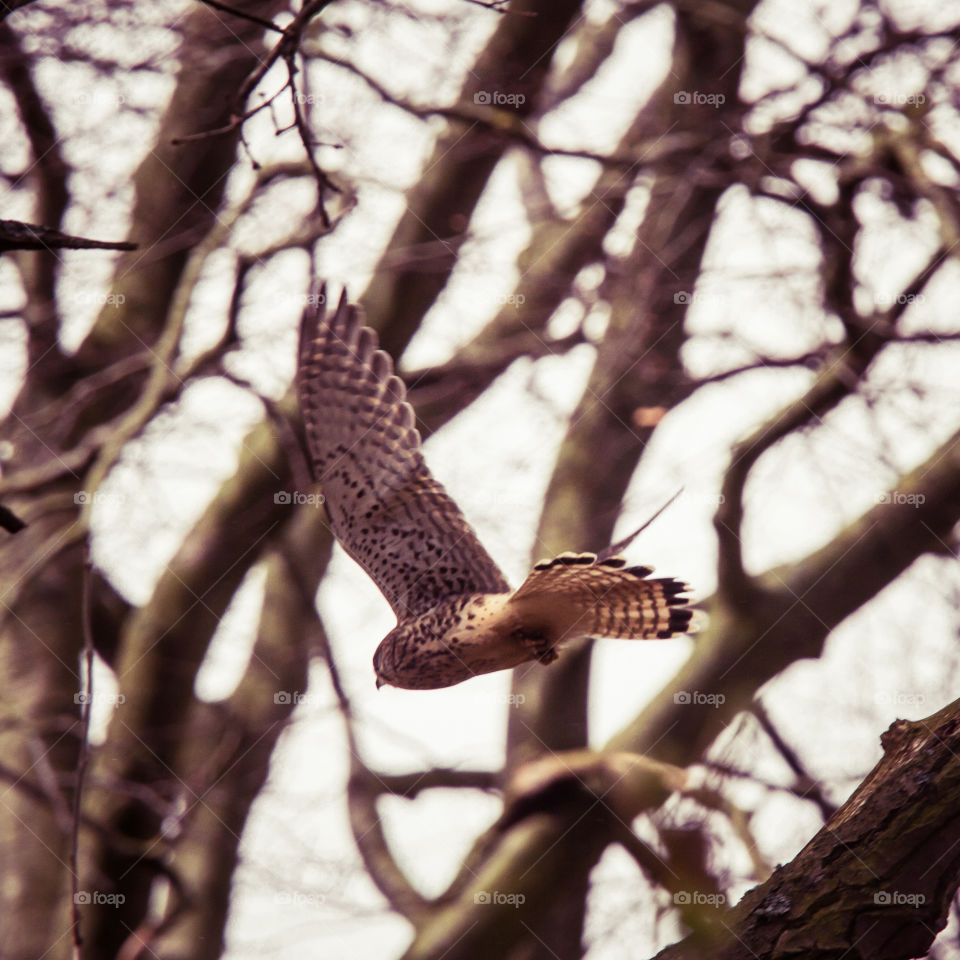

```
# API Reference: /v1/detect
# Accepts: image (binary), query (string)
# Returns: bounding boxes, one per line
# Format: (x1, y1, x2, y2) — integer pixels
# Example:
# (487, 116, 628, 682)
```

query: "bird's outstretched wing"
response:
(297, 288, 510, 619)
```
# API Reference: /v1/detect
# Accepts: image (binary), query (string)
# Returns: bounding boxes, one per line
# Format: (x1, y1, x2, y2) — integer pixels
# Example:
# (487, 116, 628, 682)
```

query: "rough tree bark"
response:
(654, 701, 960, 960)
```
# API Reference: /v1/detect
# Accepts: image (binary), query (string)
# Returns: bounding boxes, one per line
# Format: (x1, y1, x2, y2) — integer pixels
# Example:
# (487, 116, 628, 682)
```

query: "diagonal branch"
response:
(611, 417, 960, 764)
(714, 345, 870, 605)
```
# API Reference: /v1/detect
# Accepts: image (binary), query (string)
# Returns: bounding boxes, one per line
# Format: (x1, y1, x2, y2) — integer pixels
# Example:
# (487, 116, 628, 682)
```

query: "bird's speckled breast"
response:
(374, 593, 538, 690)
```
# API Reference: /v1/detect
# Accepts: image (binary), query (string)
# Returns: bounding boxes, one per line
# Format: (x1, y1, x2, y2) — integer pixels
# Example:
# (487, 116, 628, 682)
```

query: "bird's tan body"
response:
(374, 593, 527, 690)
(372, 553, 693, 689)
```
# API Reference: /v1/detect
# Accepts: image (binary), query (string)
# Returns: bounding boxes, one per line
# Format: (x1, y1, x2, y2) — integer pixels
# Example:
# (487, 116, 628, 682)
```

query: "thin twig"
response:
(696, 350, 828, 385)
(196, 0, 283, 32)
(70, 546, 96, 959)
(373, 767, 500, 798)
(173, 0, 340, 224)
(461, 0, 536, 14)
(281, 3, 339, 226)
(597, 489, 684, 562)
(170, 95, 278, 145)
(750, 701, 836, 820)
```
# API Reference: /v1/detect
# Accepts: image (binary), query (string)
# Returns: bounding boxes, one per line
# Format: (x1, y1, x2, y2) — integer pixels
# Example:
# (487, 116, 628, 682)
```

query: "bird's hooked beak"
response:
(375, 677, 384, 690)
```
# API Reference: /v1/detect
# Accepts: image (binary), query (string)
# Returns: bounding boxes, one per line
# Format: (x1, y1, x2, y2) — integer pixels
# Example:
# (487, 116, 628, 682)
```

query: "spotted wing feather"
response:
(509, 552, 693, 640)
(298, 288, 510, 618)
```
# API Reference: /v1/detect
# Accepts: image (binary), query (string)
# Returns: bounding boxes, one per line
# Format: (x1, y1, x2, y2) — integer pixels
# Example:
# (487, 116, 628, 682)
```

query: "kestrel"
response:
(297, 288, 694, 690)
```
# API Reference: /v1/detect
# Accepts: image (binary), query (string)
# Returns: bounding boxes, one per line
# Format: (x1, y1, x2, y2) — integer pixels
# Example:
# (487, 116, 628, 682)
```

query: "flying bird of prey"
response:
(297, 288, 694, 690)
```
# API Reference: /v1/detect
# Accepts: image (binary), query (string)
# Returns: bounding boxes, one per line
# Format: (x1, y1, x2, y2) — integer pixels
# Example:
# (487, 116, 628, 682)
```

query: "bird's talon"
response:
(519, 633, 557, 664)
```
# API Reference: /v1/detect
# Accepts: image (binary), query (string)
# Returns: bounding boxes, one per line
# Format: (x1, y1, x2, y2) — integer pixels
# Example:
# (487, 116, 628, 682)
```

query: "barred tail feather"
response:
(512, 552, 695, 642)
